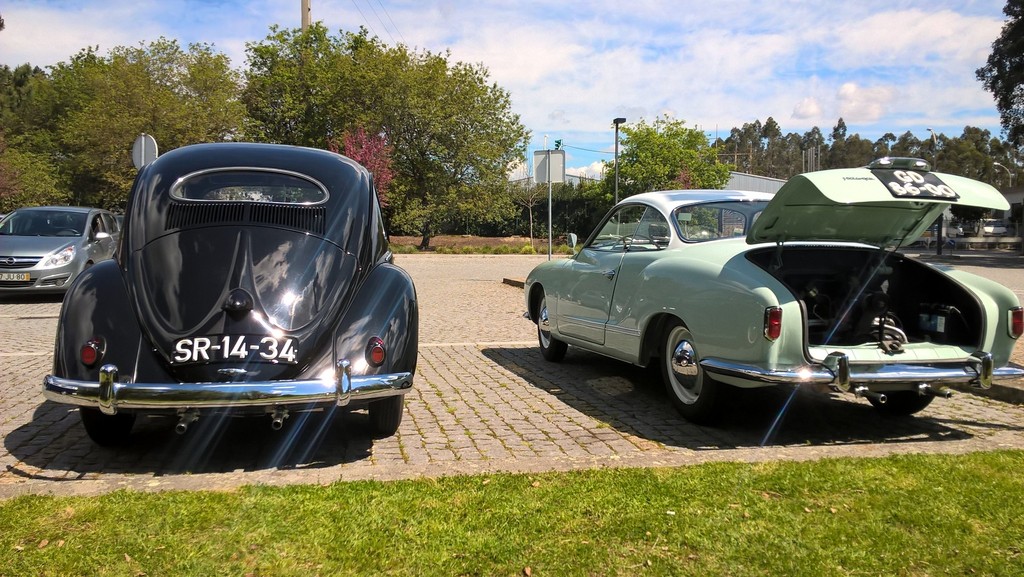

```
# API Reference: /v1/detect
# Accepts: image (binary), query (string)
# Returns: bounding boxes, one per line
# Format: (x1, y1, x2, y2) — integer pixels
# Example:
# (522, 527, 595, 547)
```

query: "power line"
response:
(375, 0, 406, 44)
(362, 0, 398, 45)
(561, 143, 606, 154)
(348, 0, 379, 39)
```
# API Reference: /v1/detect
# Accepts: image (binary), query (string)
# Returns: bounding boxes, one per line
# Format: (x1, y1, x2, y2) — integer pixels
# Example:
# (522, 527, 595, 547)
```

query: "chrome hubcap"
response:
(666, 328, 701, 404)
(538, 301, 552, 348)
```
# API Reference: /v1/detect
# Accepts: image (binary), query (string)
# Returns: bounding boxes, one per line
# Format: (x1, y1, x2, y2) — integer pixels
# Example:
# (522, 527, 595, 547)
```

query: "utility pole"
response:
(928, 128, 944, 256)
(301, 0, 311, 31)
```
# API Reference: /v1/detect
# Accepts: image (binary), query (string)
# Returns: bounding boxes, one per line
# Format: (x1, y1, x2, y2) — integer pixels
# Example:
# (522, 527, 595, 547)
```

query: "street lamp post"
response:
(994, 162, 1014, 188)
(613, 117, 626, 204)
(927, 128, 944, 255)
(993, 161, 1020, 254)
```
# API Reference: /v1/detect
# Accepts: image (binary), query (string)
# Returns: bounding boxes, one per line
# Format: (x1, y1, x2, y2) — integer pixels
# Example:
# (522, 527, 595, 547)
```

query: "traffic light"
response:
(554, 139, 562, 150)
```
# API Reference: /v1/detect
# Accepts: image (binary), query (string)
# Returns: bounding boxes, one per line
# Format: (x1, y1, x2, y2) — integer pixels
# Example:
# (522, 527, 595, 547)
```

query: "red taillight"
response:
(764, 307, 782, 341)
(1010, 307, 1024, 338)
(80, 338, 105, 367)
(366, 337, 386, 367)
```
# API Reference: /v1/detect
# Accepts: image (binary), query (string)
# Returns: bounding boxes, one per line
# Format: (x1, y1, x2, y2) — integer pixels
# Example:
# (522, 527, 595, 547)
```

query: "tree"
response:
(332, 126, 395, 206)
(243, 26, 529, 248)
(506, 181, 547, 248)
(34, 39, 244, 208)
(606, 116, 731, 199)
(977, 0, 1024, 146)
(0, 135, 67, 212)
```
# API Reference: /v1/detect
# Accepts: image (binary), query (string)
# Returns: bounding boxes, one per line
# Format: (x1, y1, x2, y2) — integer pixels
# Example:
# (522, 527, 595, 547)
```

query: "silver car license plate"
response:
(0, 272, 31, 281)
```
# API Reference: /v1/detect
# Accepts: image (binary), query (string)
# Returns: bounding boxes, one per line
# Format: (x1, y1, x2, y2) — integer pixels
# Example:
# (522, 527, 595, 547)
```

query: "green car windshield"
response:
(675, 201, 768, 242)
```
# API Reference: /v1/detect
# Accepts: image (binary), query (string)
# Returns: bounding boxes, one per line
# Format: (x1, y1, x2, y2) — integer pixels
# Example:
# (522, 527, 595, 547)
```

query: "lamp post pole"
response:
(994, 162, 1014, 188)
(613, 117, 625, 204)
(928, 128, 944, 255)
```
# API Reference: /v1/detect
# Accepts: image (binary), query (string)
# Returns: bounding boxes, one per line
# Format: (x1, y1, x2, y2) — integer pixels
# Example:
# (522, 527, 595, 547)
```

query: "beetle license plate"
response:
(172, 334, 298, 364)
(0, 273, 31, 281)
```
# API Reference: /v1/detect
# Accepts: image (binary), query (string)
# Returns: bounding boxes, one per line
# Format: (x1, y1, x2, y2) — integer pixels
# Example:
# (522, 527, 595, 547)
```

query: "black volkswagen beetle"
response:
(44, 143, 418, 445)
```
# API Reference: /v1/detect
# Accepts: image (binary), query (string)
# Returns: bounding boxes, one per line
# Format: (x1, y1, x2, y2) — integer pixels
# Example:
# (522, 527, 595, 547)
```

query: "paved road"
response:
(3, 254, 1024, 498)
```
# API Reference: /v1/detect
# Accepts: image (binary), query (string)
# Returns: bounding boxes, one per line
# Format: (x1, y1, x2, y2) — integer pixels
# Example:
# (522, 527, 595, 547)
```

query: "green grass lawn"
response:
(2, 451, 1023, 576)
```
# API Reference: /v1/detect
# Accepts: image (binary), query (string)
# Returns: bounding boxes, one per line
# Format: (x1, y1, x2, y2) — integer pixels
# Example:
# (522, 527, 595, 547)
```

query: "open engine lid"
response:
(747, 158, 1010, 248)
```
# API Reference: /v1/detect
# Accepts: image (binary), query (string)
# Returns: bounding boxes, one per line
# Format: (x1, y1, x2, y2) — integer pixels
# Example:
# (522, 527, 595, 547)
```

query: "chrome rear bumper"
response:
(43, 360, 412, 416)
(701, 351, 1024, 391)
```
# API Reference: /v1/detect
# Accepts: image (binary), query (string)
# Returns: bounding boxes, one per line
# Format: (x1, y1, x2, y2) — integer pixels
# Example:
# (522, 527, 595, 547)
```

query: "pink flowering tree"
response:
(330, 127, 395, 207)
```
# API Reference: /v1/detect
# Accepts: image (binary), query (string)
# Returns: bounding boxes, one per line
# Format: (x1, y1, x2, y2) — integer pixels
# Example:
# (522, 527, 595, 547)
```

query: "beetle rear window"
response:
(172, 170, 327, 204)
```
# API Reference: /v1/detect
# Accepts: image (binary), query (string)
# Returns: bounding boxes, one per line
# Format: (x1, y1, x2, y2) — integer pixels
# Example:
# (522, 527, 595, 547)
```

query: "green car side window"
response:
(677, 205, 749, 242)
(588, 205, 647, 251)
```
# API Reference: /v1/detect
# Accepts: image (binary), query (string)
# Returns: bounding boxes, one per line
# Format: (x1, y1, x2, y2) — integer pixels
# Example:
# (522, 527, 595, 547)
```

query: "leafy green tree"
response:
(244, 26, 529, 248)
(607, 116, 731, 198)
(891, 131, 924, 157)
(35, 39, 244, 208)
(977, 0, 1024, 146)
(243, 25, 355, 146)
(0, 135, 67, 212)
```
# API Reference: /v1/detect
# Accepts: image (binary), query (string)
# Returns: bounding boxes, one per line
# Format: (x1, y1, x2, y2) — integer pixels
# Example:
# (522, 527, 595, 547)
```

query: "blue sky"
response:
(0, 1, 1011, 178)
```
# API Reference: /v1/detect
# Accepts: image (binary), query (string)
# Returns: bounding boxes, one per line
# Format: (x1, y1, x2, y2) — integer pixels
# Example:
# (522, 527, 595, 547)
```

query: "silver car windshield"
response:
(0, 210, 88, 237)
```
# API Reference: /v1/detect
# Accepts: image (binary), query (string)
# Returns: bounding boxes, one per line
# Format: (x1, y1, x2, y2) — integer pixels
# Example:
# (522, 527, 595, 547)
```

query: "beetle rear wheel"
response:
(868, 391, 934, 416)
(79, 408, 136, 446)
(368, 396, 404, 437)
(660, 321, 723, 424)
(537, 294, 567, 362)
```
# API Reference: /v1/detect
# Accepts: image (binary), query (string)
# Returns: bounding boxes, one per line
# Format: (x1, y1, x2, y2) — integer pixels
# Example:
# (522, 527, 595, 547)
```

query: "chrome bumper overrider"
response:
(701, 351, 1024, 392)
(43, 360, 412, 416)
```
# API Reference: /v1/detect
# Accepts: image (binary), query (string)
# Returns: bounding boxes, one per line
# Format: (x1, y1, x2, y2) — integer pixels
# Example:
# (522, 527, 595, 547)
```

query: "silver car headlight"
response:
(43, 245, 76, 268)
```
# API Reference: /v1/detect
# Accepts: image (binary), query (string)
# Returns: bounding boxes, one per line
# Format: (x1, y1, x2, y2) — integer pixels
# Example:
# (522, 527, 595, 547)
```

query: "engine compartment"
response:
(746, 246, 982, 351)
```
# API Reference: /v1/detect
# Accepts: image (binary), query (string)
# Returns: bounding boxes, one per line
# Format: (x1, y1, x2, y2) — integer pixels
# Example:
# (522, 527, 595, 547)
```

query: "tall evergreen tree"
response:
(976, 0, 1024, 146)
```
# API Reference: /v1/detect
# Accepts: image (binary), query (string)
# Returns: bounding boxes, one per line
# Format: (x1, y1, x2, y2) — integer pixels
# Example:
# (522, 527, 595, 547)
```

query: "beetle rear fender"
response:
(53, 259, 142, 381)
(332, 263, 419, 377)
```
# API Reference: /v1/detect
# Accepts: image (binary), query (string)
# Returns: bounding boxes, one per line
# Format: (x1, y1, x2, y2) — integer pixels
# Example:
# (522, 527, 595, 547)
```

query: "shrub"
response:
(391, 244, 418, 254)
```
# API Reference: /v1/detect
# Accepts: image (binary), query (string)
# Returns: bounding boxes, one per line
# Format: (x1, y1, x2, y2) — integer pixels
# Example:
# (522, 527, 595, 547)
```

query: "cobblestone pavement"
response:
(3, 254, 1024, 498)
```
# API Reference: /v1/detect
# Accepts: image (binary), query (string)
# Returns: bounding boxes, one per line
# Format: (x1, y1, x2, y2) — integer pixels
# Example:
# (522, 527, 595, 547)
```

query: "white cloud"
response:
(835, 83, 893, 123)
(792, 97, 822, 120)
(0, 0, 1009, 164)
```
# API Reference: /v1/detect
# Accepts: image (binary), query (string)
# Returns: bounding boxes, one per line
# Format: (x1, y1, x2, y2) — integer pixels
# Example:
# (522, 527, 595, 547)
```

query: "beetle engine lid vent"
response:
(250, 204, 326, 235)
(165, 203, 326, 235)
(166, 203, 245, 230)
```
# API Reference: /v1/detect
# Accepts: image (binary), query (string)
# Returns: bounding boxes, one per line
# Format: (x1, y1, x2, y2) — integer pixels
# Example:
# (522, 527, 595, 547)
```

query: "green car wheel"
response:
(537, 295, 567, 362)
(661, 321, 723, 424)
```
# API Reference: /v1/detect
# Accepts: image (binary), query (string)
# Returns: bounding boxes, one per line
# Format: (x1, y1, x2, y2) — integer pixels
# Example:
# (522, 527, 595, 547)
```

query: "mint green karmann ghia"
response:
(525, 158, 1024, 424)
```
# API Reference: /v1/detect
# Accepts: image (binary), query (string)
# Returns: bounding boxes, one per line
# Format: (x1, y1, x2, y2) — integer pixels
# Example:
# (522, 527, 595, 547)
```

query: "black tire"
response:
(79, 408, 135, 446)
(537, 294, 567, 362)
(660, 321, 723, 424)
(368, 396, 404, 437)
(868, 391, 935, 416)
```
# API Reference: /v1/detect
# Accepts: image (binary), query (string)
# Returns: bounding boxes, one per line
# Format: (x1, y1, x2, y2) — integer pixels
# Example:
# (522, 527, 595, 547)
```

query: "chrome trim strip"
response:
(43, 360, 412, 415)
(605, 323, 641, 338)
(700, 353, 1024, 388)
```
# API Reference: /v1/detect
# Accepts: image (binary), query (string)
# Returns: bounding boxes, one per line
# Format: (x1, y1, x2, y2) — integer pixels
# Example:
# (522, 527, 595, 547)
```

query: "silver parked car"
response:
(0, 206, 120, 296)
